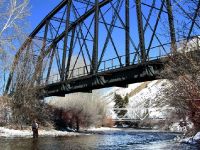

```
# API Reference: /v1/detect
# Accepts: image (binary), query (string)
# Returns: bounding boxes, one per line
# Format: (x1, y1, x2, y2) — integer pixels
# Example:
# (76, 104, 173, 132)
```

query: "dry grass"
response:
(102, 117, 115, 127)
(128, 81, 151, 97)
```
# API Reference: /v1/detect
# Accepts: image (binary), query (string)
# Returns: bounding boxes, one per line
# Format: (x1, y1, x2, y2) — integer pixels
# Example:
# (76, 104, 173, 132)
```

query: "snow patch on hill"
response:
(104, 79, 174, 120)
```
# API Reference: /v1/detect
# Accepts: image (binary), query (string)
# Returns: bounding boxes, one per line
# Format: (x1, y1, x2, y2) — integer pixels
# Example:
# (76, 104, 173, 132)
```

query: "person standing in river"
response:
(32, 120, 39, 138)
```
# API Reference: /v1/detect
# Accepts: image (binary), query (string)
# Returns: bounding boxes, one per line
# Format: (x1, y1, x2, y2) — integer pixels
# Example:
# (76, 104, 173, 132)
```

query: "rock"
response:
(193, 132, 200, 144)
(193, 132, 200, 141)
(181, 137, 197, 144)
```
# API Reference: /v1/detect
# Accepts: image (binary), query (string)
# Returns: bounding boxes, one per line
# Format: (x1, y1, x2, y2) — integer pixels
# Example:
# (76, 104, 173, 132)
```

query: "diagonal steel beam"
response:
(5, 0, 111, 94)
(146, 0, 165, 56)
(98, 0, 122, 70)
(72, 5, 93, 63)
(34, 20, 50, 84)
(61, 0, 72, 81)
(99, 10, 123, 67)
(187, 0, 200, 40)
(42, 0, 111, 65)
(172, 0, 200, 29)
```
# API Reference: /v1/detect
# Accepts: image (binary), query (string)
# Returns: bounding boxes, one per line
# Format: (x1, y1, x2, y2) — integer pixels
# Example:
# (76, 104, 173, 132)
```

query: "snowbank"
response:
(86, 127, 178, 134)
(180, 132, 200, 145)
(0, 127, 80, 138)
(87, 127, 122, 132)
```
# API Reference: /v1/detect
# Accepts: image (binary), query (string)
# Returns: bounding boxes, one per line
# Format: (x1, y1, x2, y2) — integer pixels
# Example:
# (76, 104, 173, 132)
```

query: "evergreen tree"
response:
(114, 93, 129, 117)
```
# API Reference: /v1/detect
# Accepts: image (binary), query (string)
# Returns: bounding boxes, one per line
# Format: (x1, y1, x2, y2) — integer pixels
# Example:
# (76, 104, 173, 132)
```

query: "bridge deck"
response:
(42, 58, 165, 97)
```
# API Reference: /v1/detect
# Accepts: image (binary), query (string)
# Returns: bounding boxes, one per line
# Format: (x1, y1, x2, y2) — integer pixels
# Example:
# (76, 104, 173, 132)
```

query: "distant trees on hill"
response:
(114, 93, 129, 118)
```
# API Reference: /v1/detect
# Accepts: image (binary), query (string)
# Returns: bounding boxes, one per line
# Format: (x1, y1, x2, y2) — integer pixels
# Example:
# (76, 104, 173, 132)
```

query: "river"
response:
(0, 130, 199, 150)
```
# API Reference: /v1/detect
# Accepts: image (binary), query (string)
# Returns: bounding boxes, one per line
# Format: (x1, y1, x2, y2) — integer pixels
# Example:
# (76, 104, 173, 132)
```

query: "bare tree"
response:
(0, 0, 52, 128)
(0, 0, 29, 93)
(161, 36, 200, 135)
(50, 91, 107, 131)
(0, 96, 11, 125)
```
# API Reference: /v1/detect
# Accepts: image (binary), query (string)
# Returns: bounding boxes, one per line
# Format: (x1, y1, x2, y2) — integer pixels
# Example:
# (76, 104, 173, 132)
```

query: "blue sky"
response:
(26, 0, 171, 75)
(3, 0, 199, 94)
(28, 0, 62, 30)
(26, 0, 199, 74)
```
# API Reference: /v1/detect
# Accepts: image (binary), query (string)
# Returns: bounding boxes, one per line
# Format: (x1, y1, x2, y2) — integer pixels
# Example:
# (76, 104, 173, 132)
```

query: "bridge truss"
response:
(4, 0, 200, 97)
(110, 107, 170, 122)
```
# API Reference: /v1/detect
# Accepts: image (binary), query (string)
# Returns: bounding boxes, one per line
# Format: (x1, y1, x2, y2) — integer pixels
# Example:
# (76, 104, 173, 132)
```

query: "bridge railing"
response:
(68, 65, 91, 79)
(40, 36, 200, 85)
(40, 50, 169, 85)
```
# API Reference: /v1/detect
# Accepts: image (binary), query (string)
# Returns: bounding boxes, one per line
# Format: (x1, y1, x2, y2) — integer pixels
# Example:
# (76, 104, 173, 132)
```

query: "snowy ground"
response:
(0, 126, 175, 138)
(180, 132, 200, 145)
(0, 127, 81, 138)
(1, 126, 198, 146)
(86, 127, 181, 134)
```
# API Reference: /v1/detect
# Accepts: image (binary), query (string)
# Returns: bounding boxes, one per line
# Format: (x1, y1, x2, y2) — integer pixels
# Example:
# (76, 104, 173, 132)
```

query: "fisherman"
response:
(32, 120, 39, 138)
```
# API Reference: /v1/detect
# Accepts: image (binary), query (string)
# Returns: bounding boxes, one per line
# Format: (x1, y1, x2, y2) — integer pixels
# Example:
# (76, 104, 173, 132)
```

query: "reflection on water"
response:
(0, 131, 200, 150)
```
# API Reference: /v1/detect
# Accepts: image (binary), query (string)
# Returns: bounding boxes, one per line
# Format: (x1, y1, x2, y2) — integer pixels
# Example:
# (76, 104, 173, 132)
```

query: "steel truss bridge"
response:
(111, 108, 169, 122)
(4, 0, 200, 97)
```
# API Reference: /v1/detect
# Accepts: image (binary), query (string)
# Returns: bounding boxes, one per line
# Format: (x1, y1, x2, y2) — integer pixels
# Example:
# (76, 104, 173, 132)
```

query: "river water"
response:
(0, 130, 199, 150)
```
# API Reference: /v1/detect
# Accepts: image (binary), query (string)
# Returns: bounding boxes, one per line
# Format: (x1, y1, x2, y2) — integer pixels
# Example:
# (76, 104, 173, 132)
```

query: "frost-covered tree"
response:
(50, 92, 107, 131)
(0, 0, 30, 127)
(162, 40, 200, 135)
(0, 0, 29, 93)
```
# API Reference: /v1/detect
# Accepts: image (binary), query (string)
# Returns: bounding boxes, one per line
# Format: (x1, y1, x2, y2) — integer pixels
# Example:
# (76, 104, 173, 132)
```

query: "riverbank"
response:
(84, 127, 182, 134)
(0, 129, 198, 150)
(1, 126, 198, 144)
(0, 126, 181, 138)
(0, 127, 81, 138)
(180, 132, 200, 145)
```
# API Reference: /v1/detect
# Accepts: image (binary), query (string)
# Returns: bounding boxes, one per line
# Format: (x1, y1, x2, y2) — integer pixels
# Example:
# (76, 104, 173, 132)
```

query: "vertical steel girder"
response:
(136, 0, 146, 62)
(46, 44, 56, 83)
(36, 19, 50, 84)
(125, 0, 130, 66)
(61, 0, 72, 81)
(65, 27, 75, 79)
(166, 0, 177, 51)
(92, 0, 99, 74)
(5, 0, 200, 95)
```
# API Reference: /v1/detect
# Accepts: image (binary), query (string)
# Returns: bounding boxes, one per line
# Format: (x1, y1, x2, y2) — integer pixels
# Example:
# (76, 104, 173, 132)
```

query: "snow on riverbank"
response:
(180, 132, 200, 145)
(86, 127, 181, 134)
(0, 127, 80, 138)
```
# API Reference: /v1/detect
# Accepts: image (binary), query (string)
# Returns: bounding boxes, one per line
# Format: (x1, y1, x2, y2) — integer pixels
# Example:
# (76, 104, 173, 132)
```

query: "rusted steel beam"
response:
(166, 0, 177, 51)
(136, 0, 146, 62)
